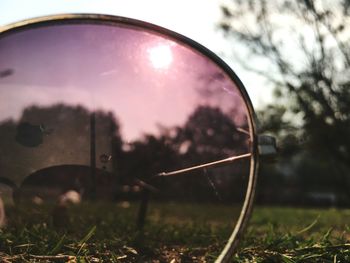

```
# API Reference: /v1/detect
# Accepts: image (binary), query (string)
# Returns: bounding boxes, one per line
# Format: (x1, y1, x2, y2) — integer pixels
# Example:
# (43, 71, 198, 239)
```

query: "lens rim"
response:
(0, 13, 259, 262)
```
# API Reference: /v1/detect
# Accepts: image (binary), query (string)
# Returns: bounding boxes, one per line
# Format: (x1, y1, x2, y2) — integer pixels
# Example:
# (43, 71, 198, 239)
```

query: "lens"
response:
(0, 16, 257, 261)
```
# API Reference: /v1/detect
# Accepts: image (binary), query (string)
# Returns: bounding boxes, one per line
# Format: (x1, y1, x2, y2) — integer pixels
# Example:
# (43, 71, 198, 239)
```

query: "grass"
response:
(1, 203, 350, 262)
(235, 207, 350, 262)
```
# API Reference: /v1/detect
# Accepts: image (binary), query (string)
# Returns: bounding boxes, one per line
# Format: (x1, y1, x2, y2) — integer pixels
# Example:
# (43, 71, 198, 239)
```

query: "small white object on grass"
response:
(58, 190, 81, 205)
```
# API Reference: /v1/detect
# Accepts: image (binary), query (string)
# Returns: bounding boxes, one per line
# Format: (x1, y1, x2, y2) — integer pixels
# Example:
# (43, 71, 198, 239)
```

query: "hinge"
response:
(258, 135, 277, 161)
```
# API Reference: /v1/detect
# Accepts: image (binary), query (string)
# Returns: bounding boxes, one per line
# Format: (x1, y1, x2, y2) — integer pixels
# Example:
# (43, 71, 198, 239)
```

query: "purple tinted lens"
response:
(0, 20, 253, 258)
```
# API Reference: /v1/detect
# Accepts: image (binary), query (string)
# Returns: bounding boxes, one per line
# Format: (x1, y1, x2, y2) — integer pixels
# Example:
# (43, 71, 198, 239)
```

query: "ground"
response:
(0, 205, 349, 262)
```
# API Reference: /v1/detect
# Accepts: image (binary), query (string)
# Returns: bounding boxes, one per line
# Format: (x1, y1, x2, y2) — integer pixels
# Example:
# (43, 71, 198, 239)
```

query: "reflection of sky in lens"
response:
(0, 23, 246, 140)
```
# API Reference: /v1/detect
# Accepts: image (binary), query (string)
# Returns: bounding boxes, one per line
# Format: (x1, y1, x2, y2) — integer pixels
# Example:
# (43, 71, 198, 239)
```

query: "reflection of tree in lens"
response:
(157, 105, 250, 203)
(15, 122, 46, 147)
(175, 105, 248, 158)
(0, 104, 122, 185)
(115, 105, 250, 204)
(0, 102, 248, 201)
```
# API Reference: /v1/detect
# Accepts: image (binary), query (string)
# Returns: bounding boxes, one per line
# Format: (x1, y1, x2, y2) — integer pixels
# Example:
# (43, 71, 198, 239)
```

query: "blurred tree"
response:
(119, 105, 251, 203)
(220, 0, 350, 164)
(171, 105, 250, 202)
(121, 134, 178, 181)
(174, 105, 247, 162)
(220, 0, 350, 205)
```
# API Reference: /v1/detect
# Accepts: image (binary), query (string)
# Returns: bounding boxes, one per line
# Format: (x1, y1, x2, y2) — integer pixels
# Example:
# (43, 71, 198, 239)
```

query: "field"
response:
(235, 207, 350, 262)
(0, 204, 350, 262)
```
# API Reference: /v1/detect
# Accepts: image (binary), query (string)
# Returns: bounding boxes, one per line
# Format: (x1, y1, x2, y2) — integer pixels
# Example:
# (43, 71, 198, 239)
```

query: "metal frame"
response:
(0, 14, 259, 263)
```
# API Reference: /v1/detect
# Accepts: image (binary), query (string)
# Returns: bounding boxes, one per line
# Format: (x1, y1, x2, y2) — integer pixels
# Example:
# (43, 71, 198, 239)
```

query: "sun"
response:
(148, 44, 173, 69)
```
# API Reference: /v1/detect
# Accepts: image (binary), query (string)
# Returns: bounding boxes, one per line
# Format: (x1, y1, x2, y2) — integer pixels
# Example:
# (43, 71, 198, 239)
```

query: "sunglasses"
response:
(0, 14, 275, 262)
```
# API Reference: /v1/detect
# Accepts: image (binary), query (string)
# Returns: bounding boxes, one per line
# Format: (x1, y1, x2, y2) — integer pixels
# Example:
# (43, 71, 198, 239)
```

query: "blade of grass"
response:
(49, 234, 66, 255)
(321, 227, 333, 243)
(295, 215, 320, 235)
(281, 254, 296, 263)
(77, 226, 96, 255)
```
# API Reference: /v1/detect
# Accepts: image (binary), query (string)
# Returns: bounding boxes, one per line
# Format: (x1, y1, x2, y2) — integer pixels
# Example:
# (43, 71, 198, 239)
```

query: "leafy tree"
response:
(171, 106, 250, 202)
(219, 0, 350, 204)
(174, 105, 248, 161)
(220, 0, 350, 165)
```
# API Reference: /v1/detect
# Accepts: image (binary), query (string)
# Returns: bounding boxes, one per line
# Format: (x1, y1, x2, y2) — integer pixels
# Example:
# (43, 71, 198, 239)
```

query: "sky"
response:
(0, 0, 272, 108)
(0, 22, 248, 141)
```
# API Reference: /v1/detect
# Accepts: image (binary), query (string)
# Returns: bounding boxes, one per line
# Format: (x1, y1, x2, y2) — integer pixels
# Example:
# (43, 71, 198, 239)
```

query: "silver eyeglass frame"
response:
(0, 14, 260, 263)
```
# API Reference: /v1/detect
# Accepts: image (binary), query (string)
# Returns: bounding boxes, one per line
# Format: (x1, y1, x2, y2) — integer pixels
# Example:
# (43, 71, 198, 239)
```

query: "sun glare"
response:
(148, 44, 173, 69)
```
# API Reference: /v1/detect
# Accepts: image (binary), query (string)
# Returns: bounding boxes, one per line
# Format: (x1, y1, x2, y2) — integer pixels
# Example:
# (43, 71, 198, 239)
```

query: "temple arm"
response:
(155, 153, 251, 177)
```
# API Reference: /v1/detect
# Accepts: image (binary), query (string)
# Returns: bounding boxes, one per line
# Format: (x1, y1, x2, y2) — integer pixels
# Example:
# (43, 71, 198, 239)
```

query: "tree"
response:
(220, 0, 350, 165)
(171, 105, 250, 202)
(175, 105, 247, 162)
(219, 0, 350, 204)
(0, 104, 123, 184)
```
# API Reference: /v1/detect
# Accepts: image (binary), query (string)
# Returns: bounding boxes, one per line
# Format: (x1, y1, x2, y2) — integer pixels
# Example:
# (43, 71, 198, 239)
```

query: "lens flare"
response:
(148, 44, 173, 69)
